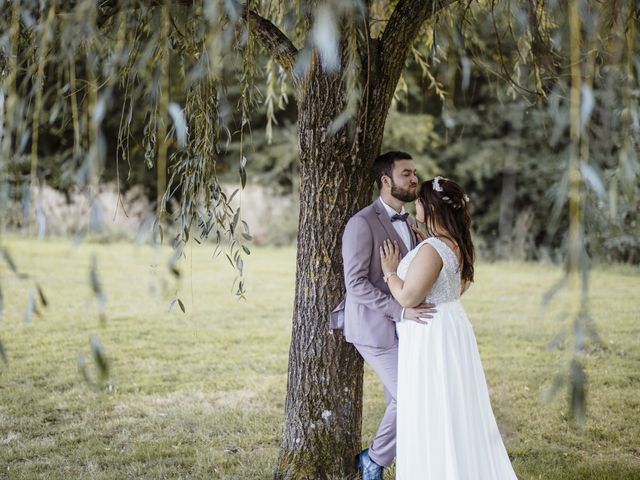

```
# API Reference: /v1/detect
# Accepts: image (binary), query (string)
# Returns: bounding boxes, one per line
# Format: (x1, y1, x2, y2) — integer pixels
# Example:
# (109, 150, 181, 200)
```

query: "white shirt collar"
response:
(379, 197, 406, 218)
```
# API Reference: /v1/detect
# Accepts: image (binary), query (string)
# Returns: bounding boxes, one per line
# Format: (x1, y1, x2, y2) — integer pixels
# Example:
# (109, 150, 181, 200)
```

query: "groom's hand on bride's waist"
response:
(403, 303, 437, 324)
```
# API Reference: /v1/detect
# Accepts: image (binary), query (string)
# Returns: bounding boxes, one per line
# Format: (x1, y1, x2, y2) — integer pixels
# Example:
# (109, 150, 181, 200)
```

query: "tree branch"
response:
(245, 9, 298, 77)
(376, 0, 457, 101)
(95, 1, 298, 80)
(380, 0, 456, 61)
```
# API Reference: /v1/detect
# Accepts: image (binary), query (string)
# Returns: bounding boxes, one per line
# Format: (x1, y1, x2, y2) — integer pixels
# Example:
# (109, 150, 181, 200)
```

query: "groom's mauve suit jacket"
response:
(331, 198, 418, 348)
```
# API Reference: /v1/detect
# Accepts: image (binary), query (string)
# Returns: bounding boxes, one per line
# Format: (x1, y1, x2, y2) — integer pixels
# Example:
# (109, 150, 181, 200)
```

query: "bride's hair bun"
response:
(432, 177, 470, 210)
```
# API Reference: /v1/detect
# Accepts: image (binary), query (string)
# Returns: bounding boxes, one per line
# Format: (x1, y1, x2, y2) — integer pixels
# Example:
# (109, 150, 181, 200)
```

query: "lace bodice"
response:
(396, 237, 461, 304)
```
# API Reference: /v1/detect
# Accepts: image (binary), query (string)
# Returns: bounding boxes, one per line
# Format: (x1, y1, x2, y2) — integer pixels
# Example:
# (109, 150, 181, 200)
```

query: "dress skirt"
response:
(395, 300, 518, 480)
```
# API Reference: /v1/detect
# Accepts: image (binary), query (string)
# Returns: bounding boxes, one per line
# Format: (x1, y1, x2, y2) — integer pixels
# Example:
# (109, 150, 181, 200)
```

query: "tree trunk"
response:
(271, 3, 457, 477)
(497, 104, 525, 260)
(496, 167, 517, 260)
(274, 52, 385, 479)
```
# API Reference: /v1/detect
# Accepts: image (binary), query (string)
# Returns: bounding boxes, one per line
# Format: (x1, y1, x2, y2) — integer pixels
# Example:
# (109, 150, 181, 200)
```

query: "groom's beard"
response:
(391, 183, 418, 203)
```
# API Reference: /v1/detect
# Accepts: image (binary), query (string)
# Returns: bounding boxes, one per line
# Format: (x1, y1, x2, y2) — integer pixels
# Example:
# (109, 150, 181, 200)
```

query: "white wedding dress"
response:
(395, 237, 518, 479)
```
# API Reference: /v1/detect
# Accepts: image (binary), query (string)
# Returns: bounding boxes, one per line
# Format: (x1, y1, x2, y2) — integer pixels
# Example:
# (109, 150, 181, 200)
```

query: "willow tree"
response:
(1, 0, 638, 478)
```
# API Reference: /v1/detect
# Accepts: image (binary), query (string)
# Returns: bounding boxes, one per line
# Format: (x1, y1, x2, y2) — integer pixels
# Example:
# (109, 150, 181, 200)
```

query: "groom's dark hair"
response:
(373, 151, 413, 189)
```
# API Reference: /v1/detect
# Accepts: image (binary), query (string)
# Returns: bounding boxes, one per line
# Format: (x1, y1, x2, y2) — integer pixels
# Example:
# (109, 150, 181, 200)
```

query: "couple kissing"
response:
(331, 151, 518, 480)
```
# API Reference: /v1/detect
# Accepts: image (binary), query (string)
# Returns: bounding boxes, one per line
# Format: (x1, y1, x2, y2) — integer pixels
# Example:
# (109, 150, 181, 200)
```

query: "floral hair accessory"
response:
(432, 176, 444, 192)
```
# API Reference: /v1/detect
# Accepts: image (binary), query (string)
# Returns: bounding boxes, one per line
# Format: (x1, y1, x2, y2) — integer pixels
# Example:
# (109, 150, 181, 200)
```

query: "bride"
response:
(380, 176, 518, 479)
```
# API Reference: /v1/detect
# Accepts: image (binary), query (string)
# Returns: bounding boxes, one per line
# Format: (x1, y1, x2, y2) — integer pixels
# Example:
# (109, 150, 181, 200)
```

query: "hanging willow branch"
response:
(30, 0, 57, 196)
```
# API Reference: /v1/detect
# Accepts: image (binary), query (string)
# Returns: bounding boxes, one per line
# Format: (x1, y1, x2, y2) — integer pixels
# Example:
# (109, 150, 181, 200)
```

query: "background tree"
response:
(1, 0, 638, 478)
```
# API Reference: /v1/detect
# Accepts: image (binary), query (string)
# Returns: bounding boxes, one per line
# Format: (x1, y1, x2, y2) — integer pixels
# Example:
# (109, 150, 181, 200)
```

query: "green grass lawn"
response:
(0, 237, 639, 479)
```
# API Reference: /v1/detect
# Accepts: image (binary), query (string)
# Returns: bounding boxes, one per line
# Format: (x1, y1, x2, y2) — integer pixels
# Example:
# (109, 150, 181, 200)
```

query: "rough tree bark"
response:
(244, 1, 457, 478)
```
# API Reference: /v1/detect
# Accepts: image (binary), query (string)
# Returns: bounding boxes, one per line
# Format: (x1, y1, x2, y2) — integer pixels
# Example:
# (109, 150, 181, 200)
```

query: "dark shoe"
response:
(357, 448, 384, 480)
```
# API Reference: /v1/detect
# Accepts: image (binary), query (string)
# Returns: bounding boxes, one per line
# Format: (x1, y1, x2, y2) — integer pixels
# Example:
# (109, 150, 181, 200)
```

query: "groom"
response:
(331, 151, 436, 480)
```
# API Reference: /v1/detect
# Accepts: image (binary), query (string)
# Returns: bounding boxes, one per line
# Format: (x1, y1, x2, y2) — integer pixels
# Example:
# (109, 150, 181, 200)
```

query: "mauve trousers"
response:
(354, 339, 398, 468)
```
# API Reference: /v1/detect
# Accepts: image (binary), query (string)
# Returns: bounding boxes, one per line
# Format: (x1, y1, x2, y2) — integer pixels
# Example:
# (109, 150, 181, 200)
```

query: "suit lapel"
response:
(374, 198, 409, 257)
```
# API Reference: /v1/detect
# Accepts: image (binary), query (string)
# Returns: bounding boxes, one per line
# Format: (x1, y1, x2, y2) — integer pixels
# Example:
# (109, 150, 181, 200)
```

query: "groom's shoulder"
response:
(344, 201, 378, 235)
(349, 200, 378, 222)
(359, 199, 381, 217)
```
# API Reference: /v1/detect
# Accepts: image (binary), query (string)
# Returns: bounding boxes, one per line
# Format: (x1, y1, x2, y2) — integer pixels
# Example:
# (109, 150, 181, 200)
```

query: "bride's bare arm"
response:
(380, 240, 443, 308)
